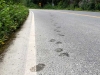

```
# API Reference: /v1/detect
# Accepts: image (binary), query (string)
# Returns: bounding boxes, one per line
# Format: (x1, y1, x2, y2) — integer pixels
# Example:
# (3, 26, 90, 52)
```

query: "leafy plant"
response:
(0, 0, 28, 46)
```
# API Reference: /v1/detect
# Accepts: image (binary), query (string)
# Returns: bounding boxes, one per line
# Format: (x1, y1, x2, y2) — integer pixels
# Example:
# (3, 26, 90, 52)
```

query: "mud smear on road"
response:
(56, 41, 62, 44)
(54, 29, 61, 32)
(30, 64, 45, 72)
(55, 48, 63, 52)
(56, 30, 60, 32)
(58, 34, 65, 36)
(59, 52, 69, 57)
(56, 26, 61, 28)
(49, 39, 56, 42)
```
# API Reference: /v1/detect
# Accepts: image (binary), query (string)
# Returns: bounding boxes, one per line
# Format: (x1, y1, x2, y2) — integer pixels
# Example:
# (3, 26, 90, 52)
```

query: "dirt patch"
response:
(0, 32, 16, 54)
(0, 53, 4, 62)
(30, 64, 45, 72)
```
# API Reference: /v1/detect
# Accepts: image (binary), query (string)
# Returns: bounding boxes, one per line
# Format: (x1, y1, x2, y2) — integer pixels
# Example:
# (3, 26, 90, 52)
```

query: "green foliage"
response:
(27, 2, 39, 8)
(80, 0, 88, 10)
(57, 0, 63, 9)
(69, 4, 75, 10)
(57, 0, 69, 9)
(95, 3, 100, 10)
(0, 0, 28, 46)
(75, 7, 82, 11)
(0, 0, 6, 10)
(79, 0, 98, 10)
(44, 3, 56, 9)
(87, 0, 95, 10)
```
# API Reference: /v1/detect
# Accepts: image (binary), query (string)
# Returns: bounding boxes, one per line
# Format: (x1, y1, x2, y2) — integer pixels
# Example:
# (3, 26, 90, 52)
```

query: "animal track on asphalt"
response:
(59, 52, 69, 57)
(56, 26, 61, 28)
(56, 41, 62, 44)
(54, 29, 61, 32)
(55, 48, 63, 52)
(30, 64, 45, 72)
(49, 39, 56, 42)
(58, 34, 65, 36)
(56, 30, 60, 32)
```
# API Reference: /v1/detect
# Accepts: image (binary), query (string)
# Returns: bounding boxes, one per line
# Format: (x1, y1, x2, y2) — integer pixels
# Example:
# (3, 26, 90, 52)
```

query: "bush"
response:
(44, 3, 56, 9)
(57, 0, 63, 9)
(88, 2, 95, 10)
(69, 4, 75, 10)
(80, 0, 88, 10)
(27, 2, 39, 8)
(75, 7, 83, 11)
(95, 3, 100, 10)
(0, 1, 28, 46)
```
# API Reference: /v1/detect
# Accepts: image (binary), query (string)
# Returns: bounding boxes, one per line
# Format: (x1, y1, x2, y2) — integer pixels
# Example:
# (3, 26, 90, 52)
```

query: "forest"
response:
(8, 0, 100, 10)
(3, 0, 100, 10)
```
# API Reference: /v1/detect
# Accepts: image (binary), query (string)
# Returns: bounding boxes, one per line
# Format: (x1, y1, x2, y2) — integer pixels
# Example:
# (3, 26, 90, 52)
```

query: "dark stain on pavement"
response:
(30, 64, 45, 72)
(54, 24, 56, 26)
(54, 29, 60, 32)
(55, 48, 63, 52)
(56, 41, 62, 44)
(56, 30, 60, 32)
(58, 34, 65, 36)
(54, 29, 57, 31)
(50, 39, 56, 42)
(56, 26, 61, 28)
(59, 52, 69, 57)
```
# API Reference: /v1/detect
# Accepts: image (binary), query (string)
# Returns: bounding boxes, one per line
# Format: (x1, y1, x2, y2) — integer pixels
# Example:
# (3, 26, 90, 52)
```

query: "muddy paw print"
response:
(49, 39, 56, 42)
(56, 41, 62, 44)
(30, 64, 45, 72)
(55, 48, 63, 52)
(58, 34, 65, 36)
(59, 52, 69, 57)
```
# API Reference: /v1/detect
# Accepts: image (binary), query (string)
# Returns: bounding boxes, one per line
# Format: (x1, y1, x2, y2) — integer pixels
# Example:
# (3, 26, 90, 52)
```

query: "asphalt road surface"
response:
(0, 9, 100, 75)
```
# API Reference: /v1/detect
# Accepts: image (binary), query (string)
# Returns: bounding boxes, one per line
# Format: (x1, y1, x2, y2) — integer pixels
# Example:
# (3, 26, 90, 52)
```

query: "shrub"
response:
(95, 3, 100, 10)
(75, 7, 83, 11)
(44, 3, 56, 9)
(80, 0, 88, 10)
(88, 2, 95, 10)
(69, 4, 75, 10)
(57, 1, 63, 9)
(27, 2, 39, 8)
(0, 1, 28, 46)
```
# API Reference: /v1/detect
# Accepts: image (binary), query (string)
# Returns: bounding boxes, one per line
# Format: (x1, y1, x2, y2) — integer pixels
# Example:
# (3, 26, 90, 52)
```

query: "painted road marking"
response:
(60, 11, 100, 18)
(24, 10, 37, 75)
(39, 10, 100, 18)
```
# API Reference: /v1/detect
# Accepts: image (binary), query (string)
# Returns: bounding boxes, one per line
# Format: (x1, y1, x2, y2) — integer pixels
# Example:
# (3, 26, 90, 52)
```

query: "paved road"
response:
(0, 9, 100, 75)
(32, 10, 100, 75)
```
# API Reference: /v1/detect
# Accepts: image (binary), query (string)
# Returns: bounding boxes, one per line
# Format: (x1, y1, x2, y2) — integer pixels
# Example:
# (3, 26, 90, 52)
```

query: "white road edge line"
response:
(24, 10, 37, 75)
